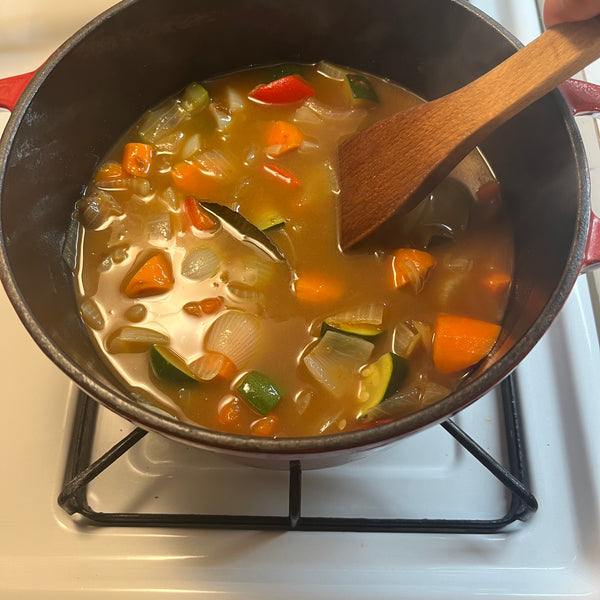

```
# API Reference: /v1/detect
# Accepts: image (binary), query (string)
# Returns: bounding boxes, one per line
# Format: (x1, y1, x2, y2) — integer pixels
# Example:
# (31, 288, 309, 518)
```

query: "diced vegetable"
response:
(183, 197, 218, 231)
(260, 163, 301, 187)
(123, 253, 174, 298)
(322, 304, 385, 338)
(181, 82, 210, 114)
(107, 326, 169, 354)
(189, 352, 237, 382)
(252, 209, 286, 231)
(138, 101, 189, 144)
(432, 315, 501, 374)
(171, 161, 219, 195)
(251, 415, 279, 436)
(392, 321, 419, 358)
(183, 297, 223, 317)
(237, 371, 283, 415)
(124, 303, 147, 322)
(181, 246, 220, 281)
(80, 298, 105, 331)
(265, 120, 304, 157)
(179, 133, 202, 160)
(357, 352, 409, 416)
(218, 398, 242, 426)
(390, 248, 435, 292)
(209, 102, 232, 132)
(249, 75, 315, 104)
(295, 272, 345, 304)
(293, 98, 367, 138)
(122, 143, 154, 177)
(316, 61, 347, 81)
(204, 310, 261, 367)
(345, 73, 379, 104)
(303, 330, 374, 398)
(75, 191, 122, 230)
(150, 345, 198, 384)
(95, 161, 124, 181)
(267, 64, 305, 82)
(95, 177, 151, 196)
(147, 213, 172, 245)
(229, 251, 277, 289)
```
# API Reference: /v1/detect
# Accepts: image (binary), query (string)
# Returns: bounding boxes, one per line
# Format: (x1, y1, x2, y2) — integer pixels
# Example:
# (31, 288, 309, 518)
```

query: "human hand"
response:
(544, 0, 600, 27)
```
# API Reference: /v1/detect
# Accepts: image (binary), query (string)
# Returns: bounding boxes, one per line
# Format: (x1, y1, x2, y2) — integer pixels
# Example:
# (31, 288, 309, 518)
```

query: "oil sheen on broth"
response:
(72, 62, 513, 438)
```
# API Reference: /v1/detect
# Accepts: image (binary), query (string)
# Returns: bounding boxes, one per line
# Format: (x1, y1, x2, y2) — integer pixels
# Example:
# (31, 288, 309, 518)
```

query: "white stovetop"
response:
(2, 1, 600, 599)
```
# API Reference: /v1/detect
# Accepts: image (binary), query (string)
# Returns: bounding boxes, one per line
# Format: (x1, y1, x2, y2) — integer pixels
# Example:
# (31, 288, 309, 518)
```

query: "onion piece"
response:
(392, 321, 419, 358)
(204, 310, 261, 367)
(75, 190, 122, 230)
(179, 133, 202, 160)
(193, 149, 233, 178)
(316, 60, 348, 81)
(138, 101, 189, 144)
(181, 246, 220, 281)
(228, 251, 277, 290)
(327, 303, 384, 328)
(209, 102, 232, 131)
(147, 213, 172, 245)
(106, 326, 169, 354)
(158, 186, 183, 211)
(303, 331, 374, 398)
(95, 177, 151, 196)
(226, 87, 245, 112)
(80, 298, 105, 330)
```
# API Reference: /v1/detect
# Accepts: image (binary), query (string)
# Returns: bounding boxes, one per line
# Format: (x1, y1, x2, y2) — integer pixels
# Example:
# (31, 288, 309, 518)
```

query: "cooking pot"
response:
(1, 0, 599, 469)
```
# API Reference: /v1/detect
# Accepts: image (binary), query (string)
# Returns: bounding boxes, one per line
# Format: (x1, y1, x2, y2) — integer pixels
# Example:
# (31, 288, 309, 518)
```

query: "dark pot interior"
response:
(0, 0, 589, 467)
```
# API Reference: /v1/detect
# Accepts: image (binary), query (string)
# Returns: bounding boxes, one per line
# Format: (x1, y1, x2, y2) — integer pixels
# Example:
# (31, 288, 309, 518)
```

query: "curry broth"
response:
(73, 63, 513, 437)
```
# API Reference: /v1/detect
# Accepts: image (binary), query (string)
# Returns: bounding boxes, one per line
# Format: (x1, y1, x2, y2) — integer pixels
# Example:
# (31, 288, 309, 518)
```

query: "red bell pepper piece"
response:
(183, 197, 217, 231)
(261, 163, 301, 187)
(249, 75, 315, 104)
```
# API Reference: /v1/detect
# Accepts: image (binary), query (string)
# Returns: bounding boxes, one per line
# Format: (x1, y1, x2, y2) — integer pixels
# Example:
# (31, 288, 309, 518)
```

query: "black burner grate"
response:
(58, 372, 537, 532)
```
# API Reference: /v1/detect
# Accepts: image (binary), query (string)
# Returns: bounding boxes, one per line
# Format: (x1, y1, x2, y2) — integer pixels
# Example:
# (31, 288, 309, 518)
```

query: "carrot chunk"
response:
(122, 143, 154, 177)
(217, 397, 242, 426)
(251, 415, 279, 437)
(433, 315, 501, 374)
(191, 352, 237, 382)
(261, 163, 301, 186)
(183, 197, 218, 231)
(295, 272, 345, 304)
(265, 120, 304, 156)
(390, 248, 435, 291)
(95, 161, 124, 181)
(171, 161, 218, 195)
(123, 253, 174, 298)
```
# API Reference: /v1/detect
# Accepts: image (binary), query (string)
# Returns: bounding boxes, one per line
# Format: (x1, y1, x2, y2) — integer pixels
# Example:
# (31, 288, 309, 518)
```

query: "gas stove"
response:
(1, 1, 600, 598)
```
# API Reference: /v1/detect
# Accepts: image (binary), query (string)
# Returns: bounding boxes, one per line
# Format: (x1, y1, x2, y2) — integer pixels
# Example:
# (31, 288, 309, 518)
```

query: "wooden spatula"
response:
(337, 17, 600, 250)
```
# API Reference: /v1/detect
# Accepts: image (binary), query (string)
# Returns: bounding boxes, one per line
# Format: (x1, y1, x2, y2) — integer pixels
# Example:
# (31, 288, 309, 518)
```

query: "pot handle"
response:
(0, 70, 38, 112)
(559, 78, 600, 117)
(583, 212, 600, 272)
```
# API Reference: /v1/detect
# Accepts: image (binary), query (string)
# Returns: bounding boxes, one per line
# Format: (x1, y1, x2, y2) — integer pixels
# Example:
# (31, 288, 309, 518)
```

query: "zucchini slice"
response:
(150, 345, 198, 385)
(357, 353, 409, 416)
(237, 371, 283, 415)
(345, 74, 379, 105)
(321, 320, 382, 340)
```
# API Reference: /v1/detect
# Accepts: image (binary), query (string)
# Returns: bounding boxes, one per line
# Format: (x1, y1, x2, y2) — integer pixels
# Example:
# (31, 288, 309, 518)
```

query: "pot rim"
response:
(0, 0, 591, 457)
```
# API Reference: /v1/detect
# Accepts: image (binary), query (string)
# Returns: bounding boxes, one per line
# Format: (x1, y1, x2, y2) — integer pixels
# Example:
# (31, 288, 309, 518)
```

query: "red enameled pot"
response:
(1, 0, 600, 469)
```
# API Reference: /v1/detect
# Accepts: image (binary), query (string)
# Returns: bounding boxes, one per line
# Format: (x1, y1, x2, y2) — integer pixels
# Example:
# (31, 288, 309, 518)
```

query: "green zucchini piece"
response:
(150, 345, 198, 385)
(345, 74, 379, 104)
(321, 320, 383, 340)
(253, 211, 286, 232)
(357, 353, 409, 415)
(267, 64, 305, 82)
(237, 371, 283, 415)
(181, 82, 210, 114)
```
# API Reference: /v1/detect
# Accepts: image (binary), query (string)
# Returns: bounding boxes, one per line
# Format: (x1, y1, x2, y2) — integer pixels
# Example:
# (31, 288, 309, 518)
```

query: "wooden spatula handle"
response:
(450, 17, 600, 135)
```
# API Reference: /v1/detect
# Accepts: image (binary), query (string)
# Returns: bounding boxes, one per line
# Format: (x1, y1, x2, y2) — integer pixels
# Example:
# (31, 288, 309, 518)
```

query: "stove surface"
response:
(1, 1, 600, 598)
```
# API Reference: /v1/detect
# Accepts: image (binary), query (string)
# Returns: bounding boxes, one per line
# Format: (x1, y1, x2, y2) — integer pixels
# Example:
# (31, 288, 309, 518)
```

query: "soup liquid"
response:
(74, 63, 513, 437)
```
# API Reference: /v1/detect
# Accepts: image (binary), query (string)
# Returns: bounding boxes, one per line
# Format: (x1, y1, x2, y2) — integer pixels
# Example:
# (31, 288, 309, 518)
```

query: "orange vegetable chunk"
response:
(265, 120, 304, 156)
(122, 143, 154, 177)
(261, 163, 301, 187)
(294, 272, 345, 303)
(171, 161, 219, 195)
(123, 253, 174, 298)
(251, 415, 279, 437)
(482, 271, 511, 294)
(183, 197, 218, 231)
(96, 161, 124, 181)
(391, 248, 435, 290)
(433, 315, 501, 374)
